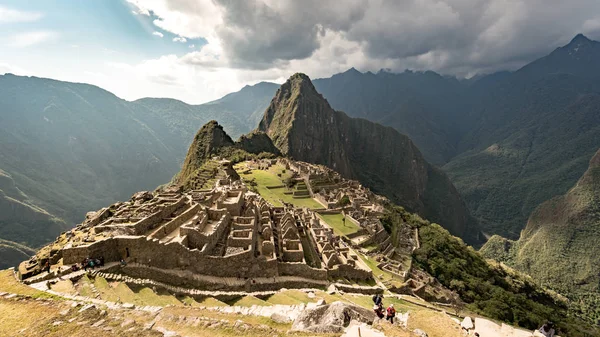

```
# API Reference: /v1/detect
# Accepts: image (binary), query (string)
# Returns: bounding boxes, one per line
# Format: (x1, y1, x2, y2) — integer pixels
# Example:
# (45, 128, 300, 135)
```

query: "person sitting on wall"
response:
(538, 321, 556, 337)
(386, 304, 396, 324)
(120, 258, 127, 267)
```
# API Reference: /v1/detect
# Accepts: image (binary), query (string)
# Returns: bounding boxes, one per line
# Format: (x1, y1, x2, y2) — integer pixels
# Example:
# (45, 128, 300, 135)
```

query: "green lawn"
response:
(236, 163, 322, 209)
(229, 295, 271, 307)
(356, 253, 404, 288)
(266, 290, 311, 305)
(317, 213, 360, 236)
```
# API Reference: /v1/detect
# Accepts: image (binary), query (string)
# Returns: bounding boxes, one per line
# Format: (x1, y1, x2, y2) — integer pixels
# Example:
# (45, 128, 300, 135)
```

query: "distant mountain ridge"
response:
(0, 73, 276, 268)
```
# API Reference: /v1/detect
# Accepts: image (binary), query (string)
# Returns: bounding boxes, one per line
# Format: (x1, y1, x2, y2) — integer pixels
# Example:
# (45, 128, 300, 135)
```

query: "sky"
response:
(1, 0, 600, 104)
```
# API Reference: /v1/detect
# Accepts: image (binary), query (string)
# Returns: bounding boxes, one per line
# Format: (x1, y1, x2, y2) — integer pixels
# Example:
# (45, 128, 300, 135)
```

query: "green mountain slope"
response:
(444, 35, 600, 239)
(0, 74, 275, 268)
(481, 149, 600, 323)
(312, 68, 470, 165)
(258, 73, 482, 244)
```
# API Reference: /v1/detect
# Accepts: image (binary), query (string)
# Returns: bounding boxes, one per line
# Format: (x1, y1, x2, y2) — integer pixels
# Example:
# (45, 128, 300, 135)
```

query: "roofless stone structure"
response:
(18, 159, 385, 293)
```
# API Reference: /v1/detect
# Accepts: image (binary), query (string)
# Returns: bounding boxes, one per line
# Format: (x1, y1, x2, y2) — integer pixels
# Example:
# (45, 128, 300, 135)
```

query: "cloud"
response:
(126, 0, 600, 77)
(152, 31, 164, 38)
(173, 36, 187, 43)
(7, 31, 58, 48)
(0, 6, 43, 23)
(0, 62, 29, 75)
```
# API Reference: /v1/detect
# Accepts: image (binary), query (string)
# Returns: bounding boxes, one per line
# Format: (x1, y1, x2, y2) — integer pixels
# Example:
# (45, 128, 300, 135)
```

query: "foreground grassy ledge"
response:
(0, 268, 469, 337)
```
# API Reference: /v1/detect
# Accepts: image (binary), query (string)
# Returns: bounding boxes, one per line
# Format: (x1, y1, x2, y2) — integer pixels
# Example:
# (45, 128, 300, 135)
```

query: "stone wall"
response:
(131, 198, 186, 234)
(63, 235, 279, 278)
(183, 213, 230, 252)
(62, 238, 121, 264)
(277, 261, 327, 280)
(327, 263, 372, 281)
(151, 204, 201, 240)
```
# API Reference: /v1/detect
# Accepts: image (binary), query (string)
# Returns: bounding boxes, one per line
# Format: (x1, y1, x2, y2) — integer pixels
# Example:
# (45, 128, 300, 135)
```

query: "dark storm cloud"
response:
(143, 0, 600, 76)
(211, 0, 365, 69)
(208, 0, 600, 75)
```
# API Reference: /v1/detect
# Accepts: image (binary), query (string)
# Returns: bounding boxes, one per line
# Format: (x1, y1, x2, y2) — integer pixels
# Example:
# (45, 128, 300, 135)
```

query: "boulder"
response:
(270, 313, 291, 324)
(291, 301, 375, 333)
(461, 316, 474, 330)
(131, 191, 153, 202)
(413, 329, 428, 337)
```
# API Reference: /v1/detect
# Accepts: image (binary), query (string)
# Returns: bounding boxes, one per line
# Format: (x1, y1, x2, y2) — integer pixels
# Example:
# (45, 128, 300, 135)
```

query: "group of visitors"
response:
(76, 256, 105, 271)
(372, 294, 396, 324)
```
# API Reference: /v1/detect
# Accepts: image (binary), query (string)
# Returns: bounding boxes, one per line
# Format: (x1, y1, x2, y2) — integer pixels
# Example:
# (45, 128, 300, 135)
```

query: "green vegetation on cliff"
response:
(381, 204, 596, 335)
(174, 121, 278, 189)
(481, 149, 600, 324)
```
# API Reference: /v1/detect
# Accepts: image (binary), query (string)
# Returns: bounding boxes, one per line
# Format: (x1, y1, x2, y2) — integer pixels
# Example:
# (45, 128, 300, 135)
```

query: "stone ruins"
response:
(18, 158, 448, 301)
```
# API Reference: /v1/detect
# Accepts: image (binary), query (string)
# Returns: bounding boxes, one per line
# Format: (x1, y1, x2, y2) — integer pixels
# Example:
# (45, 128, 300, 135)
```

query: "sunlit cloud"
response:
(7, 31, 58, 48)
(0, 6, 43, 23)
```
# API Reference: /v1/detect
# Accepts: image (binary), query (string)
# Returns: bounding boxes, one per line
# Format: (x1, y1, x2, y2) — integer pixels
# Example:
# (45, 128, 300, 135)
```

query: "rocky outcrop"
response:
(258, 73, 482, 244)
(291, 301, 375, 333)
(236, 131, 281, 156)
(173, 121, 278, 189)
(174, 121, 235, 186)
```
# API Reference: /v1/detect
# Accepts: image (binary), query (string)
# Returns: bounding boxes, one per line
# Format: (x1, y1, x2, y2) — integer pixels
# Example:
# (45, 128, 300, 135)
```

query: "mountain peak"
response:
(569, 33, 591, 45)
(343, 67, 362, 75)
(175, 120, 234, 187)
(285, 73, 318, 93)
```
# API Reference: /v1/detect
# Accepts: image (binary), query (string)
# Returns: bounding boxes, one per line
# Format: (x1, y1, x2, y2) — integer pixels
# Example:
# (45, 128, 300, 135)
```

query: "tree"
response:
(337, 195, 351, 207)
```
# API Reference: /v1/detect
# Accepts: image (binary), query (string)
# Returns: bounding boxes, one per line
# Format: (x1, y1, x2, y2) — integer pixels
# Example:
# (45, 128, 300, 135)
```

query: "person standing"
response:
(386, 304, 396, 324)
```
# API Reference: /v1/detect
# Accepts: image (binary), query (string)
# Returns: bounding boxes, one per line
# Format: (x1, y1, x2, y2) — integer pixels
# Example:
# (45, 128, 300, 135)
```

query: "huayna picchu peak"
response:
(259, 73, 483, 244)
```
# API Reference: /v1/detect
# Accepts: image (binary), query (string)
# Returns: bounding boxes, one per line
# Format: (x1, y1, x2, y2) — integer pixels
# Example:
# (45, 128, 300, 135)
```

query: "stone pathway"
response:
(342, 320, 386, 337)
(208, 302, 318, 321)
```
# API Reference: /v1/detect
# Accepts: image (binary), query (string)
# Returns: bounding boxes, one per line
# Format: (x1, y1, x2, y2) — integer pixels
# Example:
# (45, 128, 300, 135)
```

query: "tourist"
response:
(474, 333, 480, 337)
(373, 304, 384, 319)
(538, 321, 555, 337)
(372, 294, 383, 307)
(44, 261, 50, 274)
(120, 258, 127, 266)
(386, 304, 395, 324)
